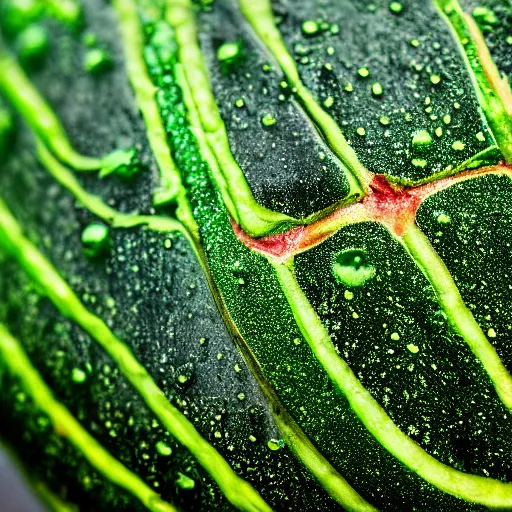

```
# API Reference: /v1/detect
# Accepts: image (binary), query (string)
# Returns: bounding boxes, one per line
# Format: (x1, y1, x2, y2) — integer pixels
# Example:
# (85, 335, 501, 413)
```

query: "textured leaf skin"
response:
(0, 0, 512, 511)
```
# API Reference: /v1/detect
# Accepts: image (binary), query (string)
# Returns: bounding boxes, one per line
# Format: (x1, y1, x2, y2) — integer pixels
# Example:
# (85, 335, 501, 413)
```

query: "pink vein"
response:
(233, 164, 512, 262)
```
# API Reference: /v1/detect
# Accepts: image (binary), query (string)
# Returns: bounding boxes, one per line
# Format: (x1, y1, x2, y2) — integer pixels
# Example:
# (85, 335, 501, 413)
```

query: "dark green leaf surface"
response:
(275, 0, 498, 181)
(196, 0, 351, 218)
(1, 0, 512, 510)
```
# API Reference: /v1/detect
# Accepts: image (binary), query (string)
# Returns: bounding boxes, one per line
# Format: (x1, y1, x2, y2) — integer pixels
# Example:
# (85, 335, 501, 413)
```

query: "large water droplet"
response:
(332, 249, 376, 287)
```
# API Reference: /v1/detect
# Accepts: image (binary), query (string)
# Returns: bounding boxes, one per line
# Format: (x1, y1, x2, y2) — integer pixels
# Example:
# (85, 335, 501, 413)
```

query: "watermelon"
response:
(0, 0, 512, 510)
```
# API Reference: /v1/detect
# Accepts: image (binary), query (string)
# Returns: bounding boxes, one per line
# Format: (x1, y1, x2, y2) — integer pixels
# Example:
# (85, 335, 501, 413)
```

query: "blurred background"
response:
(0, 446, 45, 512)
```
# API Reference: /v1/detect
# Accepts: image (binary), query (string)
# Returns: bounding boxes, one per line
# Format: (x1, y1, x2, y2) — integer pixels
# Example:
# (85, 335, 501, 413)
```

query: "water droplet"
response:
(412, 130, 432, 148)
(372, 82, 383, 96)
(430, 74, 441, 85)
(176, 472, 195, 490)
(267, 438, 285, 451)
(71, 368, 87, 383)
(436, 213, 451, 224)
(472, 6, 497, 26)
(323, 95, 334, 108)
(261, 113, 277, 127)
(83, 48, 112, 74)
(333, 249, 376, 287)
(156, 441, 172, 456)
(81, 223, 111, 259)
(358, 67, 370, 78)
(217, 40, 243, 71)
(389, 2, 403, 14)
(302, 20, 320, 36)
(412, 158, 427, 168)
(18, 25, 49, 62)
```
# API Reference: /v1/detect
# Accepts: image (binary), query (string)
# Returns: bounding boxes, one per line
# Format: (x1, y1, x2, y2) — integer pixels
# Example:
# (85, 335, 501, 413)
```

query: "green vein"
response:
(31, 44, 376, 510)
(37, 140, 186, 235)
(111, 0, 192, 222)
(0, 198, 272, 512)
(238, 0, 371, 192)
(174, 63, 238, 222)
(401, 224, 512, 410)
(33, 481, 79, 512)
(435, 0, 512, 162)
(272, 404, 378, 512)
(163, 62, 380, 512)
(0, 50, 116, 172)
(0, 323, 177, 512)
(273, 261, 512, 508)
(385, 145, 502, 188)
(35, 44, 375, 509)
(164, 0, 297, 238)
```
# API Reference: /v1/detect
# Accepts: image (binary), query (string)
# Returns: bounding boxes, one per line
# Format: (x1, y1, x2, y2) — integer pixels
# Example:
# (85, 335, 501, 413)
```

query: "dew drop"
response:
(267, 438, 285, 451)
(436, 213, 451, 224)
(302, 20, 320, 36)
(389, 2, 403, 14)
(333, 249, 376, 287)
(155, 441, 172, 456)
(412, 130, 432, 148)
(176, 472, 195, 490)
(71, 368, 87, 383)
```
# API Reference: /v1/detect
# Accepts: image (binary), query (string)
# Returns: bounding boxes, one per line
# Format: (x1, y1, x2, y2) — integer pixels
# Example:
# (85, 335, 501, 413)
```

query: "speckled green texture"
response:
(272, 0, 500, 181)
(196, 0, 352, 219)
(1, 0, 512, 510)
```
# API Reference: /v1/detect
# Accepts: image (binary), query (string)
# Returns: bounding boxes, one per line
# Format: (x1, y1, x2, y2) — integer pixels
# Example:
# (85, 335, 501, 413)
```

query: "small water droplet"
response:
(333, 249, 376, 287)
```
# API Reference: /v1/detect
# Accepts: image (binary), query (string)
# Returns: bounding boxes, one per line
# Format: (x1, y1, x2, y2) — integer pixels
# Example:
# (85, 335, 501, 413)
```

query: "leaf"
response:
(1, 0, 512, 510)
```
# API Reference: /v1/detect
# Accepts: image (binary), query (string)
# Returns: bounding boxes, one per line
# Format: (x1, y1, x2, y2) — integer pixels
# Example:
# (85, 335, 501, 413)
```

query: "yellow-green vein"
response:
(274, 261, 512, 508)
(33, 481, 79, 512)
(271, 402, 378, 512)
(434, 0, 512, 162)
(165, 0, 297, 238)
(0, 198, 272, 512)
(168, 62, 378, 511)
(0, 323, 177, 512)
(37, 104, 376, 512)
(37, 133, 186, 233)
(238, 0, 372, 192)
(400, 224, 512, 410)
(34, 85, 374, 511)
(111, 0, 194, 231)
(0, 50, 134, 172)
